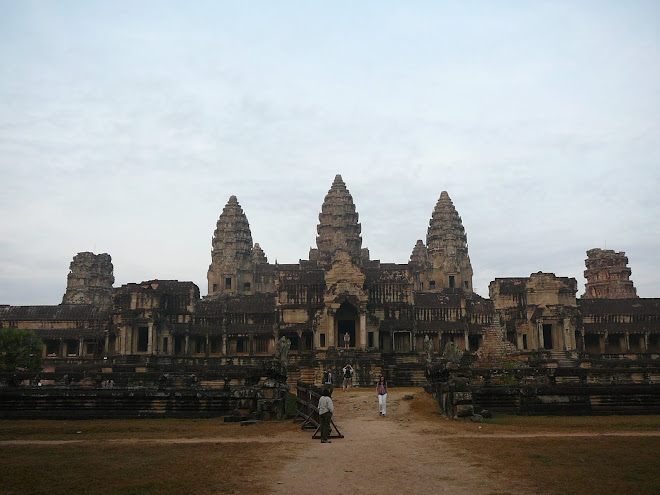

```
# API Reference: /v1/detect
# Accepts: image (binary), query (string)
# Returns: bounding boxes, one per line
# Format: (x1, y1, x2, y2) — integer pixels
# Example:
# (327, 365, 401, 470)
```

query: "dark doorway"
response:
(379, 331, 392, 352)
(584, 333, 600, 353)
(336, 301, 358, 348)
(138, 327, 149, 352)
(542, 324, 553, 349)
(468, 334, 481, 351)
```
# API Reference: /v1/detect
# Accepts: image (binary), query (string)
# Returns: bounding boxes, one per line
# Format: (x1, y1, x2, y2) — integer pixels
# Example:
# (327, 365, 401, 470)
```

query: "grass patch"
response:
(483, 414, 660, 431)
(0, 441, 295, 495)
(0, 417, 298, 441)
(447, 436, 660, 495)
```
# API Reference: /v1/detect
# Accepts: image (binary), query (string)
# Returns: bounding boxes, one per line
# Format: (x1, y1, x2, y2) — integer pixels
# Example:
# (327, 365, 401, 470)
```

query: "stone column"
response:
(464, 331, 469, 351)
(360, 313, 367, 349)
(222, 334, 227, 355)
(409, 332, 413, 353)
(564, 319, 573, 351)
(538, 324, 544, 350)
(601, 332, 608, 353)
(147, 322, 154, 354)
(297, 330, 303, 351)
(625, 332, 630, 351)
(184, 335, 189, 355)
(104, 333, 109, 355)
(78, 338, 84, 357)
(327, 311, 335, 347)
(59, 338, 64, 358)
(206, 334, 210, 357)
(249, 334, 254, 355)
(374, 329, 380, 350)
(643, 332, 649, 352)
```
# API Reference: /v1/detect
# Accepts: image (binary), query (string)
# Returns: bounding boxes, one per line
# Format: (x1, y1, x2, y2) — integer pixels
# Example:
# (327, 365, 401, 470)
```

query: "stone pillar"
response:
(184, 335, 189, 355)
(538, 324, 544, 350)
(222, 334, 227, 355)
(564, 319, 572, 351)
(464, 331, 469, 351)
(59, 338, 64, 358)
(104, 333, 109, 355)
(78, 338, 84, 357)
(297, 330, 303, 351)
(360, 313, 367, 349)
(147, 322, 154, 354)
(409, 332, 413, 353)
(625, 332, 630, 351)
(601, 332, 608, 353)
(374, 329, 380, 350)
(206, 334, 210, 357)
(249, 334, 254, 355)
(327, 312, 335, 347)
(643, 332, 649, 352)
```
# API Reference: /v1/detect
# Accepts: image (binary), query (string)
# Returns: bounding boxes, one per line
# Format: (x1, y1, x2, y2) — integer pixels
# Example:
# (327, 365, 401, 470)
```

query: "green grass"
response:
(483, 413, 660, 431)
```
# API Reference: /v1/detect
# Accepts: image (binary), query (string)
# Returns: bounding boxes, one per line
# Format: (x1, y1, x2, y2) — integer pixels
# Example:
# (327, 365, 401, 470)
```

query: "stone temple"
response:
(1, 175, 659, 390)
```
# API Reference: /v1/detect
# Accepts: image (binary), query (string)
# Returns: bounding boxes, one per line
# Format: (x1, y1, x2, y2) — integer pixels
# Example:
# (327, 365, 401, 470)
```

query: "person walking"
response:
(342, 364, 353, 390)
(318, 388, 334, 443)
(323, 368, 333, 385)
(376, 375, 388, 416)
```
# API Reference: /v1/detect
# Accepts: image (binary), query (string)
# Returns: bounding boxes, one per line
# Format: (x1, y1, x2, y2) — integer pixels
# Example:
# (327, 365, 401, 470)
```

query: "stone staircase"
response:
(548, 350, 578, 368)
(382, 353, 427, 387)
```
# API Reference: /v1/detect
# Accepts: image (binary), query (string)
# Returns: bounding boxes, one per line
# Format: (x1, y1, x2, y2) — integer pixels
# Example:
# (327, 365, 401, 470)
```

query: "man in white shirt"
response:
(317, 388, 334, 443)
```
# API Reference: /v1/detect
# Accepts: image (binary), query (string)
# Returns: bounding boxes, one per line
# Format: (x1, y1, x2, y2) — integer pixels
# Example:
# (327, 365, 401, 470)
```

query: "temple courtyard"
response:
(1, 388, 659, 495)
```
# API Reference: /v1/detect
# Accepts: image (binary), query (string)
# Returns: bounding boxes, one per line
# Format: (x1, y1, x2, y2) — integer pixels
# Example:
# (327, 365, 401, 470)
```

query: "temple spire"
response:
(207, 196, 254, 295)
(211, 196, 253, 263)
(315, 174, 362, 264)
(425, 191, 473, 291)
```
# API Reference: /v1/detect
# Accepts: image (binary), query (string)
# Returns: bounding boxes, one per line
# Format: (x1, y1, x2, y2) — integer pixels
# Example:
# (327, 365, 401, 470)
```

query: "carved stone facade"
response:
(490, 273, 580, 352)
(1, 176, 659, 380)
(582, 248, 638, 299)
(61, 252, 114, 307)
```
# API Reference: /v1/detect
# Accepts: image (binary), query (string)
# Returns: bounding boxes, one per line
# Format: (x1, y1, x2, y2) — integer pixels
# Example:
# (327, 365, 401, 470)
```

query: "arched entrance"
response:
(336, 301, 358, 348)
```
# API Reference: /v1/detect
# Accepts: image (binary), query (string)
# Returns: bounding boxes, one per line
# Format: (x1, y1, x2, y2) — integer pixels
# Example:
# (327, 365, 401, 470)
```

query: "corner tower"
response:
(424, 191, 473, 291)
(311, 174, 363, 265)
(582, 248, 637, 299)
(62, 252, 114, 307)
(207, 196, 263, 296)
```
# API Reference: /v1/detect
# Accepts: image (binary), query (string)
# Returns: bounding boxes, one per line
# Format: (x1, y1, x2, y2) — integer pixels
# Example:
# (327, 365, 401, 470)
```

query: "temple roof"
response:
(578, 298, 660, 315)
(0, 304, 110, 321)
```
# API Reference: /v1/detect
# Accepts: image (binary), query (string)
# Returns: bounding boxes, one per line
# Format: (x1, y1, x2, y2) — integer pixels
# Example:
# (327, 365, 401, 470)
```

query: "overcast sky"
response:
(1, 1, 658, 306)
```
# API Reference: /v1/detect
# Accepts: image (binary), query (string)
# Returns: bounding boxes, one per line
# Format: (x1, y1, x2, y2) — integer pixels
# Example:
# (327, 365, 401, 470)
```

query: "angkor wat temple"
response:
(1, 175, 659, 416)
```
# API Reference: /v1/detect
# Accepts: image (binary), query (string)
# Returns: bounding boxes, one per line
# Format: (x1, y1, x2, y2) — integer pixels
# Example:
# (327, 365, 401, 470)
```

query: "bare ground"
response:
(2, 387, 659, 495)
(270, 388, 535, 495)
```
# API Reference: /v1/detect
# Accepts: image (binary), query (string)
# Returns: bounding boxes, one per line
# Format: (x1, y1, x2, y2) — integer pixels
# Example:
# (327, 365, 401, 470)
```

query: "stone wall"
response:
(0, 362, 288, 420)
(427, 358, 660, 416)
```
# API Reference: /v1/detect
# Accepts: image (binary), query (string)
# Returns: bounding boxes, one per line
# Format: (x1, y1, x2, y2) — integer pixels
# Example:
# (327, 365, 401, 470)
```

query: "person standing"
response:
(318, 388, 334, 443)
(343, 331, 350, 349)
(323, 368, 333, 385)
(376, 375, 388, 416)
(342, 364, 353, 390)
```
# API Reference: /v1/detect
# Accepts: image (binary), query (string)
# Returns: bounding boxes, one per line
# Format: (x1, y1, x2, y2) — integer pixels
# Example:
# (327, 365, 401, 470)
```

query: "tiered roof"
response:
(211, 196, 253, 264)
(315, 175, 362, 263)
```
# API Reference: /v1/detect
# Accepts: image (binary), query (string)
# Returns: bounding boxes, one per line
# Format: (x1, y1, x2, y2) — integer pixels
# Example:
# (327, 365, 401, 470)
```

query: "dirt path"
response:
(269, 387, 532, 495)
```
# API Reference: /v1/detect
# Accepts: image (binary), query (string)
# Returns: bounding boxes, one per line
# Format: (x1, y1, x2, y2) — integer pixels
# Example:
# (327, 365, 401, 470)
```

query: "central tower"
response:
(311, 174, 363, 265)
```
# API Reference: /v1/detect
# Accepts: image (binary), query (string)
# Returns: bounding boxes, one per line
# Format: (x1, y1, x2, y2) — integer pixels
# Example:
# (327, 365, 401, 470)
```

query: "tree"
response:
(0, 328, 43, 372)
